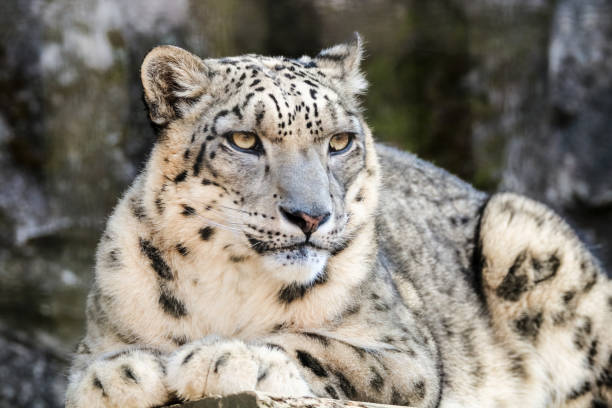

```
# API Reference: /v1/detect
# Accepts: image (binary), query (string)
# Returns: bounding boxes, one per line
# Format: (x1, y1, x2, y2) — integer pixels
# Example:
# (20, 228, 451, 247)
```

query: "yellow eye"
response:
(229, 131, 258, 151)
(329, 133, 353, 154)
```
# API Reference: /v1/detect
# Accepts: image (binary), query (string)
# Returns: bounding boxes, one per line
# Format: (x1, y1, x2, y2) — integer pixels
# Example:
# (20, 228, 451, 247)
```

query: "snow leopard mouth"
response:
(245, 234, 349, 256)
(246, 235, 326, 254)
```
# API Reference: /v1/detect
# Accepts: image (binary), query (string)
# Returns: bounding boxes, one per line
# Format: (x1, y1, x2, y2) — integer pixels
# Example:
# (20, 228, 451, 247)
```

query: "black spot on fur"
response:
(532, 253, 561, 284)
(316, 52, 347, 62)
(255, 110, 265, 126)
(154, 197, 165, 214)
(122, 365, 138, 383)
(596, 354, 612, 388)
(130, 197, 147, 221)
(272, 323, 286, 332)
(181, 204, 195, 216)
(583, 270, 598, 293)
(513, 312, 543, 341)
(574, 318, 592, 350)
(374, 301, 391, 312)
(106, 248, 121, 268)
(588, 339, 598, 367)
(265, 343, 286, 353)
(176, 243, 189, 256)
(391, 388, 406, 405)
(256, 368, 268, 384)
(334, 370, 356, 399)
(232, 104, 242, 120)
(229, 254, 248, 263)
(211, 109, 229, 135)
(193, 142, 206, 176)
(93, 376, 107, 397)
(159, 288, 187, 318)
(199, 226, 215, 241)
(242, 92, 255, 108)
(567, 381, 591, 400)
(171, 335, 188, 346)
(139, 238, 173, 280)
(563, 290, 575, 304)
(268, 93, 281, 118)
(496, 251, 528, 301)
(508, 350, 527, 378)
(173, 170, 188, 183)
(440, 317, 455, 338)
(296, 350, 327, 377)
(370, 367, 384, 392)
(277, 269, 328, 304)
(342, 303, 361, 317)
(214, 353, 230, 373)
(325, 385, 339, 399)
(75, 342, 91, 355)
(182, 350, 196, 365)
(552, 311, 570, 326)
(414, 380, 426, 401)
(302, 332, 330, 346)
(247, 234, 269, 254)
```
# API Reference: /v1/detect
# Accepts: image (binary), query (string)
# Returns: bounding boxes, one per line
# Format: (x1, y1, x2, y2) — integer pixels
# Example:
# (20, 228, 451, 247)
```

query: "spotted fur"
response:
(66, 35, 612, 408)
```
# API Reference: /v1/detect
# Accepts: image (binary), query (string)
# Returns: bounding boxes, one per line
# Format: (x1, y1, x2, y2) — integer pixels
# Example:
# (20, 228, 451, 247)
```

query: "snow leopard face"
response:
(140, 35, 379, 285)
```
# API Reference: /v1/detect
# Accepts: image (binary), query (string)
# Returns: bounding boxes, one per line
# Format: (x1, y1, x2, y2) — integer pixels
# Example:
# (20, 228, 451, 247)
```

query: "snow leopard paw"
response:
(165, 337, 313, 400)
(65, 348, 170, 408)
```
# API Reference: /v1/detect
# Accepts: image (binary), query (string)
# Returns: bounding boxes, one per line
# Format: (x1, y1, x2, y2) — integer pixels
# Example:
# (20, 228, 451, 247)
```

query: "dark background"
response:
(1, 0, 611, 406)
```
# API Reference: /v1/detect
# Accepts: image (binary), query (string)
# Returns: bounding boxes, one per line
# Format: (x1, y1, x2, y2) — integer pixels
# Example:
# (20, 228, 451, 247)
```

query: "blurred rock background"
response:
(0, 0, 610, 406)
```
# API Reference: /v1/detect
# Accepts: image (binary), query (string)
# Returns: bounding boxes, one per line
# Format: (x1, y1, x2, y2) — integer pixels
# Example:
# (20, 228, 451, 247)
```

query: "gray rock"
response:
(0, 327, 68, 408)
(500, 0, 612, 270)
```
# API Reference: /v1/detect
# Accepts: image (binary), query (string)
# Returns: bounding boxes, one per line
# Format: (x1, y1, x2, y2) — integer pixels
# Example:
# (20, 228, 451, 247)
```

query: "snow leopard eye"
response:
(226, 131, 262, 154)
(329, 132, 354, 155)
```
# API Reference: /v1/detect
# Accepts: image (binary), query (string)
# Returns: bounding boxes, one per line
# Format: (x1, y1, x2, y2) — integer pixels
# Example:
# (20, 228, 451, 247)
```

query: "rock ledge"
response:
(165, 392, 404, 408)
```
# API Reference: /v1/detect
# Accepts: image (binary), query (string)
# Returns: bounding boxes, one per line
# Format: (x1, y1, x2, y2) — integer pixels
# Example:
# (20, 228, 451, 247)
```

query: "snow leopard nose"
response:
(279, 207, 330, 236)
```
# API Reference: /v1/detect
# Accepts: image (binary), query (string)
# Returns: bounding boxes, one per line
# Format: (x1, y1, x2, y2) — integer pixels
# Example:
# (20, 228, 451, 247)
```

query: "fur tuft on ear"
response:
(314, 32, 367, 96)
(141, 45, 209, 126)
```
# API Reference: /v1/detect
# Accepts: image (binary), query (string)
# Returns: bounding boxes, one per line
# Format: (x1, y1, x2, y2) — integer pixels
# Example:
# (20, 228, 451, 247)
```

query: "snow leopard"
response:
(66, 34, 612, 408)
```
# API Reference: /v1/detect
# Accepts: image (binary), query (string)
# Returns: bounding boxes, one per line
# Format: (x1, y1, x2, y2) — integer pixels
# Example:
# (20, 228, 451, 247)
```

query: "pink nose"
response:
(280, 207, 330, 235)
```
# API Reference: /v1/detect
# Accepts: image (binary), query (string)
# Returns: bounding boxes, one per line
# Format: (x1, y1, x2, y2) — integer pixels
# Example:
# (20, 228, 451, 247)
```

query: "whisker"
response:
(181, 207, 245, 233)
(200, 218, 243, 233)
(215, 204, 251, 215)
(203, 208, 248, 227)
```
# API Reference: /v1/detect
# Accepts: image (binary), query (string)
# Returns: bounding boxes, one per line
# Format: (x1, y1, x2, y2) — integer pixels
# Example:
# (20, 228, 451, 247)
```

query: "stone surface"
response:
(165, 392, 403, 408)
(0, 325, 68, 408)
(499, 0, 612, 268)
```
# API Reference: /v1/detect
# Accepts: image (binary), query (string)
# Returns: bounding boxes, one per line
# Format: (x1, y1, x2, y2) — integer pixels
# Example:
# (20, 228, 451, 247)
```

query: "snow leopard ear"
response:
(141, 45, 210, 126)
(314, 32, 367, 96)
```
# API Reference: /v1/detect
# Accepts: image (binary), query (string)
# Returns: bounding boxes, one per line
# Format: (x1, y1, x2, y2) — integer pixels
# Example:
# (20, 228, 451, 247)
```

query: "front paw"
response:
(65, 348, 169, 408)
(165, 338, 258, 400)
(165, 338, 312, 400)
